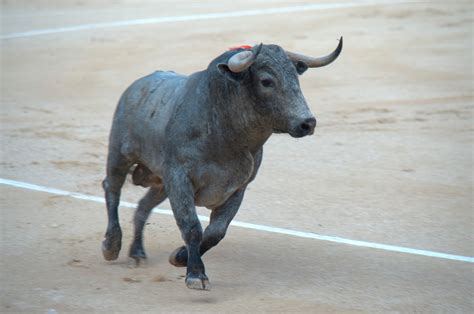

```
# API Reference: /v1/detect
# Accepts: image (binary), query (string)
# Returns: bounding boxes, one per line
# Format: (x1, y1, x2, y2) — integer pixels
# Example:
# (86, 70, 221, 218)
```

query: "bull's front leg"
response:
(169, 188, 245, 268)
(165, 170, 209, 291)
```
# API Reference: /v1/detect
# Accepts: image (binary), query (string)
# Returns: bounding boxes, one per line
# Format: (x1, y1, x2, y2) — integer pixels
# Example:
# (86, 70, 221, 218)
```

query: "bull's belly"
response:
(192, 155, 254, 209)
(132, 163, 249, 209)
(132, 151, 254, 209)
(194, 183, 240, 209)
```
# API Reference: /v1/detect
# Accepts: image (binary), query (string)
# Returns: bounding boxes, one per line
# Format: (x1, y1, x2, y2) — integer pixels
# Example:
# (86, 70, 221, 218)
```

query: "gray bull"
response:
(102, 38, 342, 290)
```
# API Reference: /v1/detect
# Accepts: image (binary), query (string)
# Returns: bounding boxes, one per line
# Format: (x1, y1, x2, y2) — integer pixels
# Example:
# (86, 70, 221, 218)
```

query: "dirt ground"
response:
(1, 0, 473, 312)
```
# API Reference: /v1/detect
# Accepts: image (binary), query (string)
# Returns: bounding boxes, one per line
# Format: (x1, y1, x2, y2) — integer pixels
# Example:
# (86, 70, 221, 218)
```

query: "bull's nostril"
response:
(301, 123, 311, 131)
(300, 117, 316, 132)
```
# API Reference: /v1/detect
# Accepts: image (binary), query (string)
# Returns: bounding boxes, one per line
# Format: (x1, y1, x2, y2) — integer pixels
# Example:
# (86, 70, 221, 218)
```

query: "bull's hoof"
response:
(185, 273, 210, 291)
(129, 245, 147, 267)
(102, 240, 121, 261)
(128, 256, 147, 267)
(102, 228, 122, 261)
(169, 246, 188, 267)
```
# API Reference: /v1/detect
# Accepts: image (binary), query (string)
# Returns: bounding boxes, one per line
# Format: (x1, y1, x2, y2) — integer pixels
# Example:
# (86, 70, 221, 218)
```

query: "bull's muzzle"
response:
(290, 117, 317, 138)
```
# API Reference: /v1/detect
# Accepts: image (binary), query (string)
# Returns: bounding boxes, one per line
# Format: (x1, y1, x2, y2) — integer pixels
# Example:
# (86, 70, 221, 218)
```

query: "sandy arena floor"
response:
(1, 0, 473, 312)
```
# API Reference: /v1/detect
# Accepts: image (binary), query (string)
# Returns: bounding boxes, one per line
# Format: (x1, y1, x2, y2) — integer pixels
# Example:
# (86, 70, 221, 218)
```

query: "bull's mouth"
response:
(273, 126, 315, 138)
(272, 128, 310, 138)
(272, 128, 287, 134)
(288, 127, 315, 138)
(288, 130, 306, 138)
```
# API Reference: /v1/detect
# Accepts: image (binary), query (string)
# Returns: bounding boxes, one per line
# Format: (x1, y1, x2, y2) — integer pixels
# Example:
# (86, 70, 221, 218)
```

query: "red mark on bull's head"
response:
(229, 45, 252, 51)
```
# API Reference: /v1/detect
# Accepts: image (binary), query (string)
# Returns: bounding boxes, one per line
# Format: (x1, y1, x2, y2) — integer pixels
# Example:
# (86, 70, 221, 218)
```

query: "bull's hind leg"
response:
(169, 188, 245, 268)
(102, 151, 134, 261)
(129, 185, 167, 266)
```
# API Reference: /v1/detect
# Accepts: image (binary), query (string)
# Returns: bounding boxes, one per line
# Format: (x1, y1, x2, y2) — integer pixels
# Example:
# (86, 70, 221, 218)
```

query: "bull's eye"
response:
(260, 78, 274, 88)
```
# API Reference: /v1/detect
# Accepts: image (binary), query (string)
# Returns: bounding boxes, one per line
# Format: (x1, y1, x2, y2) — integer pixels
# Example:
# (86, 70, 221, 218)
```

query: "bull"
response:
(102, 38, 342, 290)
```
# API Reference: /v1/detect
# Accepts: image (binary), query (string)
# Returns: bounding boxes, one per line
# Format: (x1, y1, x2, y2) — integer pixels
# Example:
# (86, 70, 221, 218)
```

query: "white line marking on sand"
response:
(1, 177, 473, 263)
(1, 1, 424, 39)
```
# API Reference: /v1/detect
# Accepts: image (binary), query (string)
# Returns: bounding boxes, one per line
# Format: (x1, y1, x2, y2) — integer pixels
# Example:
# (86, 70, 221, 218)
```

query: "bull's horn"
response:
(228, 43, 263, 73)
(286, 37, 343, 68)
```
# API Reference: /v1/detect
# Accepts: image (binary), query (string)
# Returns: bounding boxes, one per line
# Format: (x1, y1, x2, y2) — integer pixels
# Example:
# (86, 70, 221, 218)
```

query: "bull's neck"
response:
(208, 80, 272, 153)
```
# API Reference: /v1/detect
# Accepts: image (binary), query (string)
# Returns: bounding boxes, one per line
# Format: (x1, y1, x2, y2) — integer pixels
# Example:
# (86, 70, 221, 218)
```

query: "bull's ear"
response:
(217, 63, 243, 82)
(294, 61, 308, 75)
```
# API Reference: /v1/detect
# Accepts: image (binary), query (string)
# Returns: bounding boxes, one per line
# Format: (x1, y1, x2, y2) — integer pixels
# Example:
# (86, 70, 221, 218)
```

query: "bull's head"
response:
(217, 37, 342, 138)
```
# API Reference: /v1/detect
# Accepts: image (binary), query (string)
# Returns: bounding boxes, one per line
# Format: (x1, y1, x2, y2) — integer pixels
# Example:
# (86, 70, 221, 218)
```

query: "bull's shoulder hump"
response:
(149, 70, 187, 82)
(120, 70, 187, 102)
(134, 70, 187, 87)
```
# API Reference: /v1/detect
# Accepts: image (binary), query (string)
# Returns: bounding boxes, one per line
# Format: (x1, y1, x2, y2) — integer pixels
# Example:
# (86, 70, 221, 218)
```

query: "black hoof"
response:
(169, 246, 188, 267)
(128, 256, 147, 267)
(129, 244, 147, 267)
(102, 228, 122, 261)
(185, 273, 210, 291)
